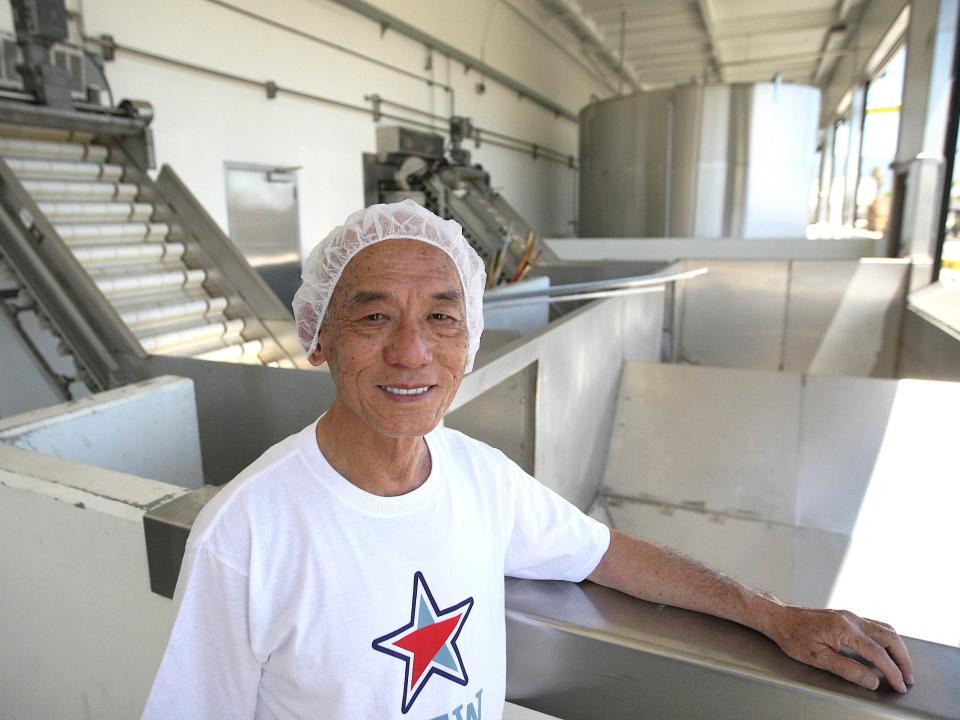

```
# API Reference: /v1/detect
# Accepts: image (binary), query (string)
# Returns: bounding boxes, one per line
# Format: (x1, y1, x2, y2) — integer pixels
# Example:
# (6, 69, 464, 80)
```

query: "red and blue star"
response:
(372, 571, 474, 714)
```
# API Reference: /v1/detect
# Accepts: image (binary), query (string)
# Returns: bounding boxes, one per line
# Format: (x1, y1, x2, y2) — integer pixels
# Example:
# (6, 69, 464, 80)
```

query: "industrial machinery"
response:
(579, 80, 821, 238)
(0, 3, 308, 401)
(364, 119, 550, 286)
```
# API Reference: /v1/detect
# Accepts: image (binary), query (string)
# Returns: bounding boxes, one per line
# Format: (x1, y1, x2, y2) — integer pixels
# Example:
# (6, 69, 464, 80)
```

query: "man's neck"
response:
(314, 403, 432, 497)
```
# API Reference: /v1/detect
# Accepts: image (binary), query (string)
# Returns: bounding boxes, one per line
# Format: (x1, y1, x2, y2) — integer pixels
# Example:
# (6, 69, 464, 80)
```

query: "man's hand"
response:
(760, 603, 913, 693)
(589, 530, 915, 693)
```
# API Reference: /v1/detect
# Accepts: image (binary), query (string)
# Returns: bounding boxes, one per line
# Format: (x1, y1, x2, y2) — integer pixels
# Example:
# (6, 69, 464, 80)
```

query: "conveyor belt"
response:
(0, 116, 305, 380)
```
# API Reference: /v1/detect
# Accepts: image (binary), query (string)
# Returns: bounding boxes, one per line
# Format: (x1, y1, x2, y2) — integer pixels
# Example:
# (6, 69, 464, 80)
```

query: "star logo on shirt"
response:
(372, 571, 474, 714)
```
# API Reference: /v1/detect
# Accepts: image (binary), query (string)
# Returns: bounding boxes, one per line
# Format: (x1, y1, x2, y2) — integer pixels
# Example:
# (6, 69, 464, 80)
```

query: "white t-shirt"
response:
(142, 421, 610, 720)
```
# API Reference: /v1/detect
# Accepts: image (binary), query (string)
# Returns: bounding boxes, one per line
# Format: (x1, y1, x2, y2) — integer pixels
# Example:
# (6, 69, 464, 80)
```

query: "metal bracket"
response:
(367, 93, 382, 121)
(143, 485, 222, 598)
(98, 33, 116, 61)
(265, 80, 278, 100)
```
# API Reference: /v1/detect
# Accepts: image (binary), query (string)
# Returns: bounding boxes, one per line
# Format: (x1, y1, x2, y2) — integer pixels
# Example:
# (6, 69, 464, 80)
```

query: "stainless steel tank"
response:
(578, 82, 821, 238)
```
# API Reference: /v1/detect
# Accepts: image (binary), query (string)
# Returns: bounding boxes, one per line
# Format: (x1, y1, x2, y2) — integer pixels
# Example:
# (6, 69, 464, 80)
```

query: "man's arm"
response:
(588, 529, 913, 693)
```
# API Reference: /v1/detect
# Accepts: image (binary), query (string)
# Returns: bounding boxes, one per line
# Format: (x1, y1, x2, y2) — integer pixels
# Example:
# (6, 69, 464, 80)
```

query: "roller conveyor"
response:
(0, 107, 307, 383)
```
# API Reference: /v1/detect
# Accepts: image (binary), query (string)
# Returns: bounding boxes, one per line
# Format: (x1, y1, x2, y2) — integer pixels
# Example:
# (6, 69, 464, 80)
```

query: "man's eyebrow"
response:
(348, 291, 388, 306)
(431, 290, 464, 303)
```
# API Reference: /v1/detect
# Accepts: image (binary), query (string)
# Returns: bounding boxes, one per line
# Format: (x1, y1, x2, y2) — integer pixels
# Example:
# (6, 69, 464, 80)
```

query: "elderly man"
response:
(143, 200, 912, 719)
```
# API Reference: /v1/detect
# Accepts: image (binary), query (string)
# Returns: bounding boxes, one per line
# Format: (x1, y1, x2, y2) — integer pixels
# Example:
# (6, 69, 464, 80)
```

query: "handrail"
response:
(483, 266, 708, 307)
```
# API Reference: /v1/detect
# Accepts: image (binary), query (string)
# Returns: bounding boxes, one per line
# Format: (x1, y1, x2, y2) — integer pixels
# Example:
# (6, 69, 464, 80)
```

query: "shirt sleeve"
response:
(502, 462, 611, 582)
(141, 545, 261, 719)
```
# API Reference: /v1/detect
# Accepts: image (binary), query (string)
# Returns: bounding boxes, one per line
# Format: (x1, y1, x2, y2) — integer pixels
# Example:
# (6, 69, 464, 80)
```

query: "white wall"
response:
(0, 446, 186, 720)
(2, 0, 608, 257)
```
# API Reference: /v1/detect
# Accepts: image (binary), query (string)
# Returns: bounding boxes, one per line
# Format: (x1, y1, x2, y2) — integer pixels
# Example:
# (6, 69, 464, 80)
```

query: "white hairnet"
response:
(292, 199, 486, 373)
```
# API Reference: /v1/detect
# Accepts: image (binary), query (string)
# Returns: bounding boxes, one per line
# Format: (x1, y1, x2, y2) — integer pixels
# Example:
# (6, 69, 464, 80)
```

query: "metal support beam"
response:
(694, 0, 725, 81)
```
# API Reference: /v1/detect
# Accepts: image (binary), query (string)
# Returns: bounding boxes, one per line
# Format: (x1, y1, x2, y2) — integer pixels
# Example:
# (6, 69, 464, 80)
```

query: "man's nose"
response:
(384, 316, 432, 367)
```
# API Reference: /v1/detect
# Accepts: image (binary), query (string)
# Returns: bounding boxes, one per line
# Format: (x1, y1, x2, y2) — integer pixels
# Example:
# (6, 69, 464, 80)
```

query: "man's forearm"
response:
(587, 529, 783, 635)
(586, 528, 913, 693)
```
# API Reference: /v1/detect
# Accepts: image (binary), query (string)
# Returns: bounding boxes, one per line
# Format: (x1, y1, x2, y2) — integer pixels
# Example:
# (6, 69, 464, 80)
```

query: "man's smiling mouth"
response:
(379, 385, 433, 396)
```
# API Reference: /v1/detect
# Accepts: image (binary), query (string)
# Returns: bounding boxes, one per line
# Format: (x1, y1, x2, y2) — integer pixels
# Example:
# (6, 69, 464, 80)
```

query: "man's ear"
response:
(308, 346, 327, 367)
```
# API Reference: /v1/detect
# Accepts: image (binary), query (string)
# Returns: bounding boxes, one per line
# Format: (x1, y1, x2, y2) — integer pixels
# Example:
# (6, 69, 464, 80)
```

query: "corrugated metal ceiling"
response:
(543, 0, 868, 89)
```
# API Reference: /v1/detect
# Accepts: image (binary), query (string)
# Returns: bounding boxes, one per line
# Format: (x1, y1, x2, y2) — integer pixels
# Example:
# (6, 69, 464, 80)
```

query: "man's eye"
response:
(364, 313, 384, 321)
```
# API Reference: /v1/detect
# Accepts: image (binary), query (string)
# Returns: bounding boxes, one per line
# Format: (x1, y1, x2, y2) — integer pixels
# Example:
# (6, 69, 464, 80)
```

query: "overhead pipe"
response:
(328, 0, 578, 120)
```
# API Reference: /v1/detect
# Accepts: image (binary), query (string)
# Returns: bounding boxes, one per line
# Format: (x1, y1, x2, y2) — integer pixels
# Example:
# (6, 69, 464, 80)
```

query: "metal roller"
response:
(120, 296, 229, 328)
(95, 268, 206, 297)
(138, 318, 245, 354)
(5, 158, 125, 182)
(71, 242, 186, 266)
(21, 179, 139, 202)
(195, 339, 263, 364)
(38, 201, 154, 223)
(55, 222, 170, 244)
(0, 136, 109, 162)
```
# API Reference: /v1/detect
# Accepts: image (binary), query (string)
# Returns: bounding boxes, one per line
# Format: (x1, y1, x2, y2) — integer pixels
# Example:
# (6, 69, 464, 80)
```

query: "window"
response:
(856, 45, 907, 232)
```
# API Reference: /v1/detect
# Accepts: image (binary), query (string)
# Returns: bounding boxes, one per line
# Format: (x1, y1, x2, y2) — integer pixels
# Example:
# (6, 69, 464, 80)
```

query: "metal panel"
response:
(0, 298, 70, 415)
(453, 290, 665, 511)
(119, 354, 335, 485)
(483, 276, 550, 335)
(898, 307, 960, 381)
(796, 375, 898, 536)
(603, 499, 850, 608)
(814, 377, 960, 646)
(224, 164, 301, 311)
(603, 362, 801, 526)
(505, 579, 960, 720)
(804, 260, 909, 377)
(677, 260, 789, 369)
(782, 260, 861, 373)
(603, 362, 960, 646)
(0, 376, 204, 489)
(445, 362, 537, 475)
(143, 484, 222, 598)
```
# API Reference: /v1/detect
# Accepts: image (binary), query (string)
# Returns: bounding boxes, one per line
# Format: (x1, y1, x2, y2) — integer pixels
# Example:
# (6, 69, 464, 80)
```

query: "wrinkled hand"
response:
(766, 605, 913, 693)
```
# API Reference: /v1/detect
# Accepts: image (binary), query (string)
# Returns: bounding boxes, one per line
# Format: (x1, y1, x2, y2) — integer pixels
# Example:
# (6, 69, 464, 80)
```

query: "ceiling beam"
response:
(811, 0, 857, 84)
(694, 0, 725, 82)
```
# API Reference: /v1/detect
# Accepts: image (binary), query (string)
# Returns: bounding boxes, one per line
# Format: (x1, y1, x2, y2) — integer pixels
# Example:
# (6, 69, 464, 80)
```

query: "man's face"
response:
(309, 239, 470, 439)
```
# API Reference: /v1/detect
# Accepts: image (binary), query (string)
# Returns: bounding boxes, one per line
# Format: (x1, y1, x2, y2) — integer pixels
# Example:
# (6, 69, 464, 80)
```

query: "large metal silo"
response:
(578, 82, 821, 238)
